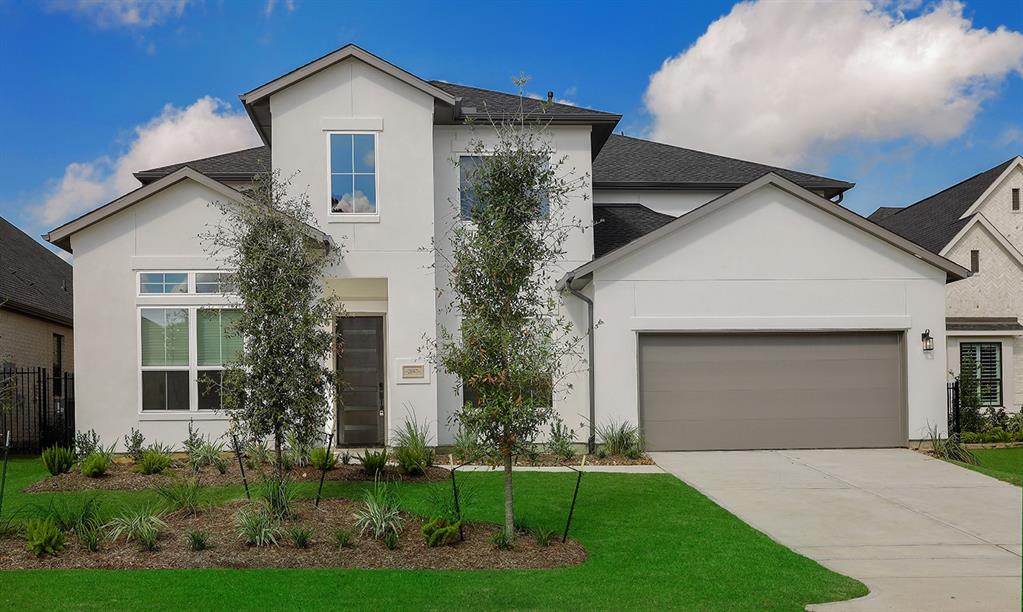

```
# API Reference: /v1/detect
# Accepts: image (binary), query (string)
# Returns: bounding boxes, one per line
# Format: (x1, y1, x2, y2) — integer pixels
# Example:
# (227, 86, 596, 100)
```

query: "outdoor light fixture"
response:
(921, 329, 934, 352)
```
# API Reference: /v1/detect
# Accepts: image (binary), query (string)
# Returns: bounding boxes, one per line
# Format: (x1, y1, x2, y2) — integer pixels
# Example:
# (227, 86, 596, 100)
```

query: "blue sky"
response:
(1, 0, 1021, 246)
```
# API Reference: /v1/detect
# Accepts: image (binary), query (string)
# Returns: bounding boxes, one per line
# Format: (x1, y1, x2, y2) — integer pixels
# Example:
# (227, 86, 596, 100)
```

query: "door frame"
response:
(335, 313, 387, 447)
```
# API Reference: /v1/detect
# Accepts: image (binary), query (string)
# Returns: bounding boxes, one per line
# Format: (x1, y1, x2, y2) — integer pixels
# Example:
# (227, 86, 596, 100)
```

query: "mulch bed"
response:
(23, 461, 450, 493)
(0, 498, 586, 570)
(450, 453, 654, 468)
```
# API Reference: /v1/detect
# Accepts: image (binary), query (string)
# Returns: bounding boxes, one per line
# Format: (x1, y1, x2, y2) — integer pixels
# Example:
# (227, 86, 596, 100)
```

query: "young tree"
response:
(433, 82, 588, 540)
(204, 172, 342, 477)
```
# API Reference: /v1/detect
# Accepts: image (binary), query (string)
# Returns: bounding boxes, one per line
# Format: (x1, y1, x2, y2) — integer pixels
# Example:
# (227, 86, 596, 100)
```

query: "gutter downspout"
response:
(564, 273, 596, 454)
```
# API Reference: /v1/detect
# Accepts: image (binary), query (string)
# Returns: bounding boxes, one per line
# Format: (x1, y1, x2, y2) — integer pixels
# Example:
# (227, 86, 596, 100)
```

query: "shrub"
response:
(259, 475, 295, 519)
(928, 425, 978, 465)
(534, 526, 556, 547)
(340, 451, 352, 465)
(310, 447, 337, 471)
(357, 449, 388, 476)
(452, 427, 482, 463)
(123, 428, 146, 461)
(333, 527, 355, 549)
(244, 439, 271, 469)
(236, 505, 279, 547)
(547, 417, 576, 461)
(284, 431, 315, 468)
(491, 529, 513, 550)
(38, 497, 101, 533)
(421, 517, 461, 547)
(136, 448, 172, 475)
(187, 528, 210, 551)
(189, 438, 226, 473)
(73, 429, 101, 462)
(383, 531, 399, 550)
(80, 452, 110, 478)
(596, 420, 644, 457)
(288, 525, 313, 549)
(105, 509, 167, 543)
(41, 445, 74, 476)
(136, 523, 159, 551)
(156, 476, 205, 515)
(353, 480, 403, 539)
(391, 415, 434, 475)
(24, 518, 65, 557)
(1007, 411, 1023, 433)
(182, 420, 204, 456)
(77, 522, 103, 552)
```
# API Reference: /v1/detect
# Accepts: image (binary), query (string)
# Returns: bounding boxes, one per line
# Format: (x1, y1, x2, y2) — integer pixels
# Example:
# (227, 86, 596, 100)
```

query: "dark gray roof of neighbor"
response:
(0, 216, 73, 325)
(593, 134, 854, 197)
(867, 207, 902, 223)
(873, 159, 1016, 254)
(134, 146, 271, 185)
(593, 203, 676, 258)
(947, 317, 1023, 332)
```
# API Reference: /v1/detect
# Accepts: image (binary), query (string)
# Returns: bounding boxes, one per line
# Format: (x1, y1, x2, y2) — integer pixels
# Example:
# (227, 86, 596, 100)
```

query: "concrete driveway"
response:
(651, 449, 1021, 612)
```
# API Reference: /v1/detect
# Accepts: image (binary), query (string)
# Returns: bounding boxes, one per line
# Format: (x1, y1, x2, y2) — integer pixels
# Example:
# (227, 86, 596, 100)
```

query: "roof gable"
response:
(0, 216, 73, 325)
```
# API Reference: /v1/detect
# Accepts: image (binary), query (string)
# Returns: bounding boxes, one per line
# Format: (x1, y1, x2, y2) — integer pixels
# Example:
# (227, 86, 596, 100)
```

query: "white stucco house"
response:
(871, 156, 1023, 414)
(45, 45, 968, 452)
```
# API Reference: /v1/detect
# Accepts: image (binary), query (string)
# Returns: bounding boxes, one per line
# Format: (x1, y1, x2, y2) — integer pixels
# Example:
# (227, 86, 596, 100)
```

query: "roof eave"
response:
(593, 181, 854, 198)
(0, 299, 73, 327)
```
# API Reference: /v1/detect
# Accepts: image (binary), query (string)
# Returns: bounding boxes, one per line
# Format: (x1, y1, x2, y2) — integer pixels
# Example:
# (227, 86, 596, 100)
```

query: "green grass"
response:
(0, 456, 866, 611)
(953, 447, 1023, 486)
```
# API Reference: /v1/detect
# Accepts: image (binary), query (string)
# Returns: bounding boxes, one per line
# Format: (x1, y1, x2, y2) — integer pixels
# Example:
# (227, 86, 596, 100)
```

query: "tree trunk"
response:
(274, 430, 284, 479)
(503, 450, 515, 540)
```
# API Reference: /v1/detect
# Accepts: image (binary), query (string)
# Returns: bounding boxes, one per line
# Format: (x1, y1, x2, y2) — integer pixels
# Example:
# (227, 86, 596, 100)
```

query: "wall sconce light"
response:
(921, 329, 934, 352)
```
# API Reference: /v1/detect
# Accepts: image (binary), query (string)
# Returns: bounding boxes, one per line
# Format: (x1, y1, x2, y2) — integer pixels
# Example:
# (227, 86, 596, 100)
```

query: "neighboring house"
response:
(0, 216, 74, 375)
(870, 157, 1023, 414)
(44, 45, 967, 451)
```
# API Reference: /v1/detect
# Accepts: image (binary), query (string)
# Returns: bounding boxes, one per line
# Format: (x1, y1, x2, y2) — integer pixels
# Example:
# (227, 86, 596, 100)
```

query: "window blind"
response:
(141, 308, 188, 366)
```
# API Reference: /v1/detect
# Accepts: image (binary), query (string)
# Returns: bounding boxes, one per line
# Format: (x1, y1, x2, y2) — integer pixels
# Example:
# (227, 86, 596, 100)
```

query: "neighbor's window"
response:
(52, 334, 64, 395)
(139, 272, 188, 294)
(961, 342, 1002, 407)
(1013, 188, 1020, 212)
(329, 133, 376, 214)
(196, 308, 243, 410)
(970, 250, 980, 273)
(196, 272, 236, 294)
(140, 308, 190, 411)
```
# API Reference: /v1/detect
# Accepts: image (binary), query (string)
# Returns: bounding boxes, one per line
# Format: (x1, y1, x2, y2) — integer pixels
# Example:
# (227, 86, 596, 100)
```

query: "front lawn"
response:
(0, 457, 866, 611)
(953, 447, 1023, 486)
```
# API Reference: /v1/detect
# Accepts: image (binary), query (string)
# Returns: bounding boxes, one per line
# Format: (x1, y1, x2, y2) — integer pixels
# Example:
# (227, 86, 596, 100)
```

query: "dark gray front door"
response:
(337, 316, 385, 446)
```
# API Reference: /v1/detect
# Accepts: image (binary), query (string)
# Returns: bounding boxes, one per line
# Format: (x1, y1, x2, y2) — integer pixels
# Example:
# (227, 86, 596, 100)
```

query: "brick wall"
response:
(0, 307, 74, 373)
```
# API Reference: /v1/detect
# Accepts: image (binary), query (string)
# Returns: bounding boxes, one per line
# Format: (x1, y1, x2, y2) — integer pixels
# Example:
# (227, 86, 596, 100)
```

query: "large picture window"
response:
(197, 309, 243, 411)
(140, 308, 190, 411)
(330, 133, 376, 214)
(960, 342, 1002, 407)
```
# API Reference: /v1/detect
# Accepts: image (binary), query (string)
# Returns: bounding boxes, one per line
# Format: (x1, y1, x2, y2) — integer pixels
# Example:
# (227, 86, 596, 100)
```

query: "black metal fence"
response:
(0, 368, 75, 453)
(947, 379, 960, 436)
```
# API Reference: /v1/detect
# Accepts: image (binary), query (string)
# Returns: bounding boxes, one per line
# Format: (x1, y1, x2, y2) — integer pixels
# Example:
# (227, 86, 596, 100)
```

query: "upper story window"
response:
(970, 250, 980, 274)
(458, 155, 550, 221)
(140, 272, 188, 294)
(1012, 188, 1020, 212)
(139, 271, 237, 295)
(196, 272, 236, 294)
(330, 133, 377, 215)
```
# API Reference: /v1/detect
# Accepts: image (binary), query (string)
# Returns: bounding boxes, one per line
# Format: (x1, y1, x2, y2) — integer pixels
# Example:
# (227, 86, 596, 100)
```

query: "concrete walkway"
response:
(651, 449, 1021, 612)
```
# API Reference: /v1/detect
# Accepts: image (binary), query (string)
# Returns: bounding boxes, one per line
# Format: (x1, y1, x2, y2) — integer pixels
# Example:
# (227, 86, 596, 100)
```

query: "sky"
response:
(1, 0, 1022, 251)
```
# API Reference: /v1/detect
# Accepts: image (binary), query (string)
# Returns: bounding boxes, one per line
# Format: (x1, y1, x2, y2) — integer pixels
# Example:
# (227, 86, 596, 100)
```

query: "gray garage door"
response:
(638, 333, 905, 451)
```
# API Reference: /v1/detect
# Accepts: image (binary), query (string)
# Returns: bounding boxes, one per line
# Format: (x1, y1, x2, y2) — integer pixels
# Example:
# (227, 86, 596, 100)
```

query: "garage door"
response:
(638, 333, 905, 451)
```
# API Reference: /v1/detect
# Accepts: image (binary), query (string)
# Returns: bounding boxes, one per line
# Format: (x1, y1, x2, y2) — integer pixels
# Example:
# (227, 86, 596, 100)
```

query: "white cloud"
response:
(47, 0, 193, 29)
(999, 125, 1023, 147)
(264, 0, 296, 17)
(645, 0, 1023, 166)
(35, 97, 262, 226)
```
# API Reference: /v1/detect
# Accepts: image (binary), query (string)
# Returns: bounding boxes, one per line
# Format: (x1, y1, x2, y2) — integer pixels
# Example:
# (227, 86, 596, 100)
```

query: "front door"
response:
(336, 316, 385, 446)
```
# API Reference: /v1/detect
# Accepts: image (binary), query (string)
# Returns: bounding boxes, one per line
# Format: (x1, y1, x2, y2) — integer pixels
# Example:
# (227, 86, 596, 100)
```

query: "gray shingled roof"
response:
(872, 158, 1015, 254)
(593, 135, 853, 197)
(867, 207, 901, 223)
(135, 146, 270, 185)
(947, 317, 1023, 332)
(593, 203, 676, 258)
(0, 216, 73, 325)
(430, 81, 621, 121)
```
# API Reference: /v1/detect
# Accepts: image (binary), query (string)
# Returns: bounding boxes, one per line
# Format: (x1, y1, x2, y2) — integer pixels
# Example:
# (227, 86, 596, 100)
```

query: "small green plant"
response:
(421, 517, 461, 547)
(452, 427, 482, 463)
(182, 420, 204, 456)
(353, 479, 404, 539)
(155, 476, 205, 515)
(534, 526, 556, 547)
(333, 527, 355, 549)
(105, 509, 167, 543)
(491, 529, 513, 550)
(123, 427, 146, 461)
(0, 514, 21, 539)
(244, 438, 271, 469)
(596, 447, 607, 460)
(596, 419, 644, 458)
(310, 447, 337, 471)
(24, 518, 65, 557)
(1006, 411, 1023, 433)
(73, 429, 101, 461)
(259, 475, 295, 519)
(186, 528, 211, 551)
(340, 451, 352, 465)
(136, 448, 173, 475)
(188, 438, 226, 473)
(136, 523, 159, 551)
(391, 415, 434, 475)
(547, 417, 576, 461)
(383, 531, 399, 550)
(288, 524, 313, 548)
(236, 505, 279, 547)
(928, 425, 978, 464)
(37, 496, 101, 533)
(357, 449, 388, 476)
(284, 431, 315, 468)
(80, 451, 110, 478)
(77, 522, 103, 552)
(41, 445, 74, 476)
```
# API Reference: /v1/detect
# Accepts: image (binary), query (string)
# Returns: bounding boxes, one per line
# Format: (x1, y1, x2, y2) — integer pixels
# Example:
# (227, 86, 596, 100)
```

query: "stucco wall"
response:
(590, 183, 950, 441)
(0, 308, 73, 373)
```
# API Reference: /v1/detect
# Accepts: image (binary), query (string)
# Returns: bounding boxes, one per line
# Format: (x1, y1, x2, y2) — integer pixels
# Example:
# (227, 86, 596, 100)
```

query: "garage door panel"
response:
(639, 333, 904, 451)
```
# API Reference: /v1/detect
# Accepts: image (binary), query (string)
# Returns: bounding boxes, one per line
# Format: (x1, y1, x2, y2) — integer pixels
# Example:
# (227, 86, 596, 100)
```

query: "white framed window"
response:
(328, 132, 377, 215)
(457, 154, 549, 221)
(196, 272, 236, 294)
(139, 272, 188, 294)
(138, 271, 237, 296)
(138, 305, 242, 412)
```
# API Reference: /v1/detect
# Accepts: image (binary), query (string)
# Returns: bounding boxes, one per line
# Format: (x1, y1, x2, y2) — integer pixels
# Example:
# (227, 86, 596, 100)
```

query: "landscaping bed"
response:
(0, 498, 585, 570)
(24, 461, 450, 493)
(451, 452, 654, 467)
